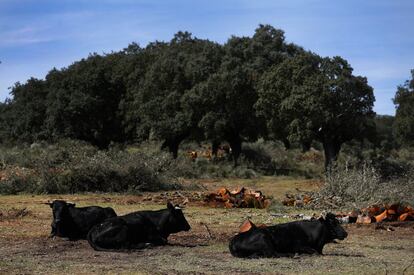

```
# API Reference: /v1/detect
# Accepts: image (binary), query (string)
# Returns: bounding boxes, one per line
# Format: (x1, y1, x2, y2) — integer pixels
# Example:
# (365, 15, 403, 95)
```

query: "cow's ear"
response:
(167, 202, 174, 210)
(67, 202, 76, 207)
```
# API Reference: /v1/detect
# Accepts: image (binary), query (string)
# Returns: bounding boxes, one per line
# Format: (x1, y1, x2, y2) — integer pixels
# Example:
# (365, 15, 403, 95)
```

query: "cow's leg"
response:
(92, 223, 129, 249)
(49, 220, 61, 238)
(262, 243, 277, 258)
(127, 234, 166, 250)
(248, 252, 262, 259)
(314, 242, 325, 255)
(49, 224, 56, 238)
(298, 247, 318, 255)
(148, 235, 168, 246)
(247, 244, 275, 258)
(272, 252, 295, 258)
(128, 243, 152, 250)
(248, 232, 276, 258)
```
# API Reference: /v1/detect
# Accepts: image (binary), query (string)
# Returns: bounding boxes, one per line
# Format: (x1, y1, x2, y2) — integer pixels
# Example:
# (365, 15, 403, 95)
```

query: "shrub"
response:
(0, 175, 38, 195)
(322, 163, 381, 203)
(241, 140, 324, 178)
(0, 140, 177, 194)
(319, 163, 414, 207)
(150, 140, 325, 179)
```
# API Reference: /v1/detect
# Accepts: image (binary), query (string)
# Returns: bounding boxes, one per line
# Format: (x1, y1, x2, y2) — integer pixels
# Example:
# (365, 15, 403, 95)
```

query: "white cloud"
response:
(0, 26, 55, 46)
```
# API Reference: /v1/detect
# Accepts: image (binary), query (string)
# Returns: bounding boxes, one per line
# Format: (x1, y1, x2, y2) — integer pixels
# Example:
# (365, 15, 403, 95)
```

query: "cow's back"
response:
(69, 206, 117, 236)
(87, 211, 167, 250)
(267, 220, 326, 253)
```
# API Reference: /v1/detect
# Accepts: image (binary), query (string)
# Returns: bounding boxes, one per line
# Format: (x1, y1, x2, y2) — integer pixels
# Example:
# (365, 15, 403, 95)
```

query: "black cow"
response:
(87, 202, 191, 251)
(47, 200, 117, 240)
(229, 213, 348, 258)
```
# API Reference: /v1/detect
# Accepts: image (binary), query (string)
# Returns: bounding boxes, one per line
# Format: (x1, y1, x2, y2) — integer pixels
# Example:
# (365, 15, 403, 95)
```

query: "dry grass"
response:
(0, 177, 413, 274)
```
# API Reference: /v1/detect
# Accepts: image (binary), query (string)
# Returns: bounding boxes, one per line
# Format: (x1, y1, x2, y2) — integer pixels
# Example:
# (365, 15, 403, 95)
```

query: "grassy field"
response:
(0, 177, 413, 274)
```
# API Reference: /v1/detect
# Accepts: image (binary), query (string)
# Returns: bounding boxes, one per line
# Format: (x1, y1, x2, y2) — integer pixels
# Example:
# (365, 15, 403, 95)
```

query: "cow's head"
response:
(319, 212, 348, 240)
(46, 200, 75, 235)
(166, 202, 191, 233)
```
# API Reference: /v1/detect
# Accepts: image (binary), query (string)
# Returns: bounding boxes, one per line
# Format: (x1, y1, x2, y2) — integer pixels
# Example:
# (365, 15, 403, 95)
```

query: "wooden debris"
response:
(204, 187, 271, 209)
(239, 219, 267, 233)
(239, 220, 255, 233)
(356, 215, 374, 224)
(349, 203, 414, 224)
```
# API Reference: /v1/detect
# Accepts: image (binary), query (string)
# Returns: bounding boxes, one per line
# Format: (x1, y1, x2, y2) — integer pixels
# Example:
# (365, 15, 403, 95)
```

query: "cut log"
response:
(357, 215, 373, 224)
(375, 210, 388, 223)
(239, 220, 255, 233)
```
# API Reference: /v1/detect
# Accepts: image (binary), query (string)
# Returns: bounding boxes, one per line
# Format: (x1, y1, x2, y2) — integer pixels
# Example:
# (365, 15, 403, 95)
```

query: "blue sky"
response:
(0, 0, 413, 115)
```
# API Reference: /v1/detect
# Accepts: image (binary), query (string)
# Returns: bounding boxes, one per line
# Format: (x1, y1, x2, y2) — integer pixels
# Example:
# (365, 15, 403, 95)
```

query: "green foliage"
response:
(393, 69, 414, 147)
(0, 79, 48, 143)
(189, 25, 300, 163)
(0, 24, 388, 172)
(45, 54, 126, 148)
(372, 115, 396, 151)
(129, 33, 223, 157)
(256, 52, 375, 168)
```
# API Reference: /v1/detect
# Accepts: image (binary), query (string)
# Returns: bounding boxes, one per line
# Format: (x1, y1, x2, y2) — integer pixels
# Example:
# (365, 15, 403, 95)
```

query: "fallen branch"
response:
(201, 222, 213, 240)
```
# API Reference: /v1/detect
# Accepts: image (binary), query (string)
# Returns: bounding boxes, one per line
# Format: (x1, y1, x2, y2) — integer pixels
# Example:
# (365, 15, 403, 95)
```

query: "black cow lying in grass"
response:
(87, 202, 191, 251)
(46, 200, 117, 240)
(229, 213, 348, 258)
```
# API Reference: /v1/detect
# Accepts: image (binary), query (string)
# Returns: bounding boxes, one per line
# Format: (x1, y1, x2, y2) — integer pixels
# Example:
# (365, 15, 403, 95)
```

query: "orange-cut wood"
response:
(303, 195, 312, 204)
(402, 206, 413, 213)
(218, 188, 229, 196)
(398, 213, 414, 221)
(398, 213, 409, 221)
(375, 210, 388, 223)
(239, 220, 255, 233)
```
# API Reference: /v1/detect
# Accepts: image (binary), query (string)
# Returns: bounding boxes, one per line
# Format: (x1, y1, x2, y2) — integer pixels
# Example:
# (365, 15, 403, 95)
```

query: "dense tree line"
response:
(0, 25, 385, 168)
(393, 70, 414, 147)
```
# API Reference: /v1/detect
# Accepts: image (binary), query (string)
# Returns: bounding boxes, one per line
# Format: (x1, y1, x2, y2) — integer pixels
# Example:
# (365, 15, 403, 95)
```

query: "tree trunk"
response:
(161, 140, 178, 158)
(229, 136, 242, 167)
(212, 140, 220, 157)
(170, 142, 179, 159)
(161, 132, 189, 159)
(323, 140, 341, 170)
(301, 141, 311, 152)
(282, 138, 291, 150)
